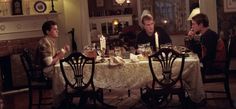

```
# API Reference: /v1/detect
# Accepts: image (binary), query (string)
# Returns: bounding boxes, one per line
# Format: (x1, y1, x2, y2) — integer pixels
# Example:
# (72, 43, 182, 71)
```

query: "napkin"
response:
(130, 53, 146, 62)
(130, 53, 139, 62)
(109, 56, 125, 66)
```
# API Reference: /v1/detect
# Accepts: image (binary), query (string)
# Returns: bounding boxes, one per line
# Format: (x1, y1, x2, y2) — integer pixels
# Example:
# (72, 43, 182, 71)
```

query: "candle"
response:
(155, 32, 159, 50)
(100, 35, 106, 50)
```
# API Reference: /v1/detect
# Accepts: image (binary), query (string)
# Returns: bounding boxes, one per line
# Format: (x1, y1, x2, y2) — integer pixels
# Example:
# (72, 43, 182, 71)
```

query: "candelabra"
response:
(49, 0, 56, 13)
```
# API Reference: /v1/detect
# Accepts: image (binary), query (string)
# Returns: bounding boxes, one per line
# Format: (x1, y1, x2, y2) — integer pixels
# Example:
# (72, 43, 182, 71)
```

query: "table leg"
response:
(96, 88, 116, 108)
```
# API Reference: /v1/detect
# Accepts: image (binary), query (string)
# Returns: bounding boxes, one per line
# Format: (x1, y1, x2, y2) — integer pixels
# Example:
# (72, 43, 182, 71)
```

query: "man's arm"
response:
(202, 33, 218, 62)
(49, 45, 70, 66)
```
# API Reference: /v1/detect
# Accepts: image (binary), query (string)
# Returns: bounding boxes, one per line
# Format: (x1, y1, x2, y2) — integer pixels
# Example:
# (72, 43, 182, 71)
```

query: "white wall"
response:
(59, 0, 90, 51)
(199, 0, 218, 33)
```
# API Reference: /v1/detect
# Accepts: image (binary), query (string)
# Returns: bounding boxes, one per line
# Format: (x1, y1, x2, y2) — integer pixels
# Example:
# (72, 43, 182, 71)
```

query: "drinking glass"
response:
(137, 44, 145, 54)
(160, 43, 173, 49)
(83, 44, 97, 59)
(114, 47, 122, 57)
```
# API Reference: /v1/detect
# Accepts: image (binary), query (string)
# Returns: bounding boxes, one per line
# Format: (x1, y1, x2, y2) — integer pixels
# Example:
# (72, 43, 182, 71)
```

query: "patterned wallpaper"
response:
(174, 0, 187, 32)
(152, 0, 188, 34)
(140, 0, 153, 13)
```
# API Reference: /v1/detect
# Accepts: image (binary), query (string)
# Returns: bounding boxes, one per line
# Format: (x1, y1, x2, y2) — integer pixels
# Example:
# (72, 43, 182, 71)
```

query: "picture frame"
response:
(12, 0, 23, 15)
(96, 0, 104, 7)
(224, 0, 236, 12)
(34, 1, 47, 13)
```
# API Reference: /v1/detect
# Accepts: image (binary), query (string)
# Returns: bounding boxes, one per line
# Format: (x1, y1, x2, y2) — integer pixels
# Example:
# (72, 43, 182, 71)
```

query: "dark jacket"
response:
(200, 29, 219, 65)
(136, 26, 172, 50)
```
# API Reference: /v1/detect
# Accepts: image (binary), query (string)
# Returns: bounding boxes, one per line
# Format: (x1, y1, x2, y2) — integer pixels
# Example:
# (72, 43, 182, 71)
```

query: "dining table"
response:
(52, 51, 205, 104)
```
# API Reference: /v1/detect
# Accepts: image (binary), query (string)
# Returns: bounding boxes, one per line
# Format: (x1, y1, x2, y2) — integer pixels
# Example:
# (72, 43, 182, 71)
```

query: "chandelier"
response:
(115, 0, 126, 5)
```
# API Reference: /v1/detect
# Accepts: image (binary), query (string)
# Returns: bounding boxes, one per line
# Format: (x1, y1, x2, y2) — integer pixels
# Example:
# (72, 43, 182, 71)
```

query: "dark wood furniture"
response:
(201, 36, 234, 107)
(142, 48, 186, 108)
(59, 52, 96, 108)
(20, 49, 52, 109)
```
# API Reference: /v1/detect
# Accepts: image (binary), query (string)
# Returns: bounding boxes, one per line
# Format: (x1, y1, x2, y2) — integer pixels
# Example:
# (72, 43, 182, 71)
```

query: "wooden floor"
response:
(1, 72, 236, 109)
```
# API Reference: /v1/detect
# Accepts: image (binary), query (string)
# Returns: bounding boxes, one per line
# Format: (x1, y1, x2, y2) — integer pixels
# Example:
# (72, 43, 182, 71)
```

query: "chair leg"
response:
(140, 88, 143, 96)
(225, 79, 234, 108)
(38, 90, 43, 109)
(92, 92, 97, 108)
(28, 89, 33, 109)
(178, 92, 187, 109)
(96, 88, 116, 108)
(128, 89, 131, 97)
(96, 88, 104, 102)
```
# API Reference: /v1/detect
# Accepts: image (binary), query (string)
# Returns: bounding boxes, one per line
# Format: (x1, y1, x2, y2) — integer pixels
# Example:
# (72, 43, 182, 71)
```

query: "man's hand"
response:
(187, 28, 196, 38)
(63, 44, 70, 53)
(52, 44, 70, 65)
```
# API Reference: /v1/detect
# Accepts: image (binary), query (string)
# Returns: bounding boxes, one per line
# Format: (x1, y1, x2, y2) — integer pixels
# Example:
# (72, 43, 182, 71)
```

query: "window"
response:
(154, 0, 188, 34)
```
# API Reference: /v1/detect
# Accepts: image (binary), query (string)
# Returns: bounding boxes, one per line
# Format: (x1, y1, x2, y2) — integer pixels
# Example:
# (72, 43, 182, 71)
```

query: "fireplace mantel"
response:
(0, 13, 58, 40)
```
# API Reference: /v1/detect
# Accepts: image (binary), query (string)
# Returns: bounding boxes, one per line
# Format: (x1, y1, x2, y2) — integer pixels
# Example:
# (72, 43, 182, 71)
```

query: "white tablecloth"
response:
(53, 53, 205, 103)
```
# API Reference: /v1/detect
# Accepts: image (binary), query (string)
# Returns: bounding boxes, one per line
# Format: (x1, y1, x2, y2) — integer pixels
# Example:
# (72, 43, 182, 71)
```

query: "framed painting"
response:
(96, 0, 104, 7)
(224, 0, 236, 12)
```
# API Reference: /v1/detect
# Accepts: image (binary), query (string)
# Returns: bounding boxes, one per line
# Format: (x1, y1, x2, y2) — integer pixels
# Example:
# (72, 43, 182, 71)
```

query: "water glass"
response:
(114, 47, 122, 57)
(137, 44, 145, 54)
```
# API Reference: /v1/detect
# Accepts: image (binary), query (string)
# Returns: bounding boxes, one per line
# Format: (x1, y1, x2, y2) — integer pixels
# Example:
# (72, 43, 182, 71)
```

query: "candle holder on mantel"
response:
(49, 0, 56, 13)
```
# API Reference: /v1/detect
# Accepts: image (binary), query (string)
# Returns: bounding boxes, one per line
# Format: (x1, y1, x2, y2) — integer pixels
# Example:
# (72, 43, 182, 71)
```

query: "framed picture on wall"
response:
(224, 0, 236, 12)
(34, 1, 47, 13)
(96, 0, 104, 7)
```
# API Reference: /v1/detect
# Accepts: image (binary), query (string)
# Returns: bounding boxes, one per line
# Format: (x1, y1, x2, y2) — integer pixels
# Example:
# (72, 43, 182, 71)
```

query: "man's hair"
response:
(192, 13, 209, 27)
(141, 14, 153, 24)
(42, 20, 57, 35)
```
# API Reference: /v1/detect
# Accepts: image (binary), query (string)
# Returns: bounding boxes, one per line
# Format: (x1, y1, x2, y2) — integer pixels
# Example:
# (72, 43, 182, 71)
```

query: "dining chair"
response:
(201, 36, 234, 107)
(59, 52, 97, 108)
(142, 48, 186, 108)
(20, 48, 52, 109)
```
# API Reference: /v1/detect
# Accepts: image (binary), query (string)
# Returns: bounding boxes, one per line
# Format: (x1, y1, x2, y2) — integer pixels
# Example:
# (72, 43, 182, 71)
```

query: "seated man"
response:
(136, 11, 172, 50)
(35, 20, 70, 78)
(35, 20, 70, 108)
(188, 13, 226, 68)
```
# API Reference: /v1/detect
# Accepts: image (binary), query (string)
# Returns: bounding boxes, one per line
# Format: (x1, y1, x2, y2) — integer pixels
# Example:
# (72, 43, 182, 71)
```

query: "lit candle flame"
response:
(155, 32, 159, 50)
(100, 35, 106, 50)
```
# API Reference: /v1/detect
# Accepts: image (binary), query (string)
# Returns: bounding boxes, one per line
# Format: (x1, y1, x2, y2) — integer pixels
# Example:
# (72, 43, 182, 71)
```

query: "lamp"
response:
(115, 0, 126, 5)
(112, 19, 119, 34)
(187, 7, 200, 20)
(112, 19, 119, 25)
(162, 19, 168, 24)
(126, 0, 131, 4)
